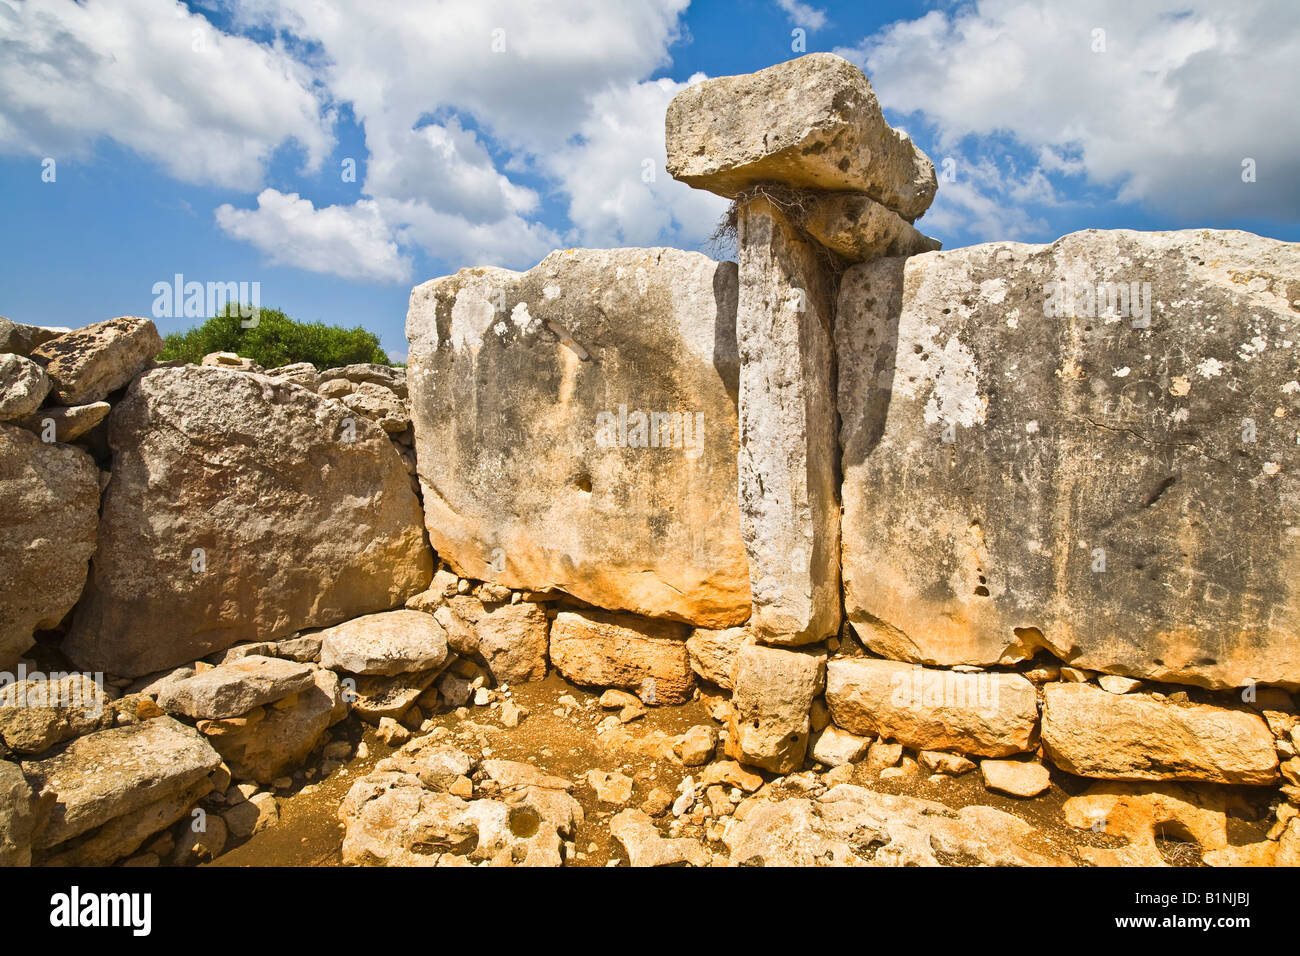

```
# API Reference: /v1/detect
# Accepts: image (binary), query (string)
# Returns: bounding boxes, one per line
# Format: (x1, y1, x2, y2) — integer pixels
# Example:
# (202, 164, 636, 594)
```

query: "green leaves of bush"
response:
(158, 305, 391, 370)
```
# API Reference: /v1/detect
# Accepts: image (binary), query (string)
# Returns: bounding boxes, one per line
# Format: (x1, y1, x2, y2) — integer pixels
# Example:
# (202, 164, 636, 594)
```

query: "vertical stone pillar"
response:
(734, 196, 841, 645)
(666, 53, 938, 772)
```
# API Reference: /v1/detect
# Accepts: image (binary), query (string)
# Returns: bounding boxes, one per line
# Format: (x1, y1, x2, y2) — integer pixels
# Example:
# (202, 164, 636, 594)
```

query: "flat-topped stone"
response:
(156, 655, 317, 720)
(21, 717, 221, 849)
(318, 609, 450, 676)
(665, 53, 937, 220)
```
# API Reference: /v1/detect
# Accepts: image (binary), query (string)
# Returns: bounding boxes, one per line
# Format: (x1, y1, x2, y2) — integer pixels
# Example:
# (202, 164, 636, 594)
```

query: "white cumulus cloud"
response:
(0, 0, 332, 189)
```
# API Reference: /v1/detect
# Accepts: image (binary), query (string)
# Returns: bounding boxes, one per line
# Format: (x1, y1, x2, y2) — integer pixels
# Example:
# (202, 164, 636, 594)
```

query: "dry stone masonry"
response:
(1, 53, 1299, 868)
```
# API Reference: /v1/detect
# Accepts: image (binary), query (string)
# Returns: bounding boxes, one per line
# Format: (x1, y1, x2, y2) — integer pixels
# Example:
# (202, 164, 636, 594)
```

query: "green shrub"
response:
(158, 305, 390, 370)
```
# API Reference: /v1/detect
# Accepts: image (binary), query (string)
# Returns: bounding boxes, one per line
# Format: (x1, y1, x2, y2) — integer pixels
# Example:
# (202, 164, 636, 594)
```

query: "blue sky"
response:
(2, 0, 1297, 361)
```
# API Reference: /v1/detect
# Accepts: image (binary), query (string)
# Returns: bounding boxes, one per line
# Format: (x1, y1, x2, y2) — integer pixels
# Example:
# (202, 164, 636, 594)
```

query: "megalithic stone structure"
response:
(667, 53, 939, 772)
(667, 52, 939, 649)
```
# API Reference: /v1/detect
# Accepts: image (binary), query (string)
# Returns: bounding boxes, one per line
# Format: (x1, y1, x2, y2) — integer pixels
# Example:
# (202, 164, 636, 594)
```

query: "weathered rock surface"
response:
(0, 674, 112, 755)
(837, 230, 1300, 689)
(322, 363, 406, 398)
(665, 53, 936, 219)
(433, 597, 548, 684)
(980, 758, 1052, 797)
(611, 808, 712, 866)
(199, 669, 347, 784)
(0, 424, 99, 669)
(30, 316, 163, 405)
(264, 362, 320, 390)
(1062, 780, 1258, 867)
(734, 198, 841, 644)
(156, 655, 318, 720)
(41, 776, 211, 867)
(826, 658, 1039, 757)
(340, 744, 581, 867)
(21, 717, 221, 850)
(341, 381, 409, 433)
(0, 353, 50, 420)
(406, 248, 749, 628)
(548, 610, 693, 705)
(63, 366, 432, 676)
(0, 760, 37, 866)
(726, 643, 826, 772)
(351, 668, 441, 723)
(810, 726, 871, 766)
(802, 192, 941, 262)
(1041, 683, 1278, 784)
(0, 316, 64, 356)
(12, 401, 110, 442)
(685, 626, 750, 690)
(318, 610, 450, 677)
(724, 784, 1067, 866)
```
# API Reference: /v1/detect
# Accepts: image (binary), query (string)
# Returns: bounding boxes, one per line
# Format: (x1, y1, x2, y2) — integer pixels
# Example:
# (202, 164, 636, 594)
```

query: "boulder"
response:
(40, 776, 212, 867)
(685, 626, 751, 690)
(837, 230, 1300, 689)
(351, 668, 441, 723)
(723, 784, 1067, 866)
(0, 673, 112, 755)
(726, 643, 826, 773)
(0, 424, 99, 669)
(610, 808, 711, 867)
(1041, 683, 1278, 784)
(198, 669, 347, 784)
(548, 609, 693, 705)
(62, 366, 432, 677)
(201, 351, 261, 372)
(825, 657, 1039, 757)
(433, 597, 548, 684)
(406, 248, 749, 629)
(341, 381, 409, 433)
(0, 353, 50, 420)
(0, 760, 37, 866)
(810, 726, 871, 767)
(263, 362, 320, 391)
(321, 363, 406, 398)
(12, 402, 110, 442)
(30, 316, 163, 405)
(318, 610, 450, 677)
(734, 197, 841, 644)
(980, 758, 1052, 797)
(802, 191, 941, 262)
(155, 655, 318, 720)
(0, 316, 64, 356)
(665, 53, 937, 220)
(21, 717, 222, 850)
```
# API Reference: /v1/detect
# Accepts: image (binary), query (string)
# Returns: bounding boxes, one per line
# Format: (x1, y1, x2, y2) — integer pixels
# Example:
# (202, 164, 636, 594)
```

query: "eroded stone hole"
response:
(508, 805, 542, 839)
(1153, 820, 1203, 867)
(573, 473, 593, 494)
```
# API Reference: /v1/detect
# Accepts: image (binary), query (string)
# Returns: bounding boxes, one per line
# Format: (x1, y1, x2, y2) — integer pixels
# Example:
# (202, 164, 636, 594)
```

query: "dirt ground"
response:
(210, 671, 1275, 867)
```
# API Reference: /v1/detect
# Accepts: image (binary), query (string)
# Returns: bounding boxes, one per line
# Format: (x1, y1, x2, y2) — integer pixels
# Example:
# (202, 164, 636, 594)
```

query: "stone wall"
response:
(1, 53, 1298, 868)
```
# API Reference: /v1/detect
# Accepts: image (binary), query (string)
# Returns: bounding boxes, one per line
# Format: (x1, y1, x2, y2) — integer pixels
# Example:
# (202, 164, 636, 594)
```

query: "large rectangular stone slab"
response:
(406, 248, 750, 628)
(826, 657, 1039, 757)
(735, 199, 841, 644)
(1041, 682, 1277, 784)
(665, 53, 937, 220)
(836, 230, 1300, 689)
